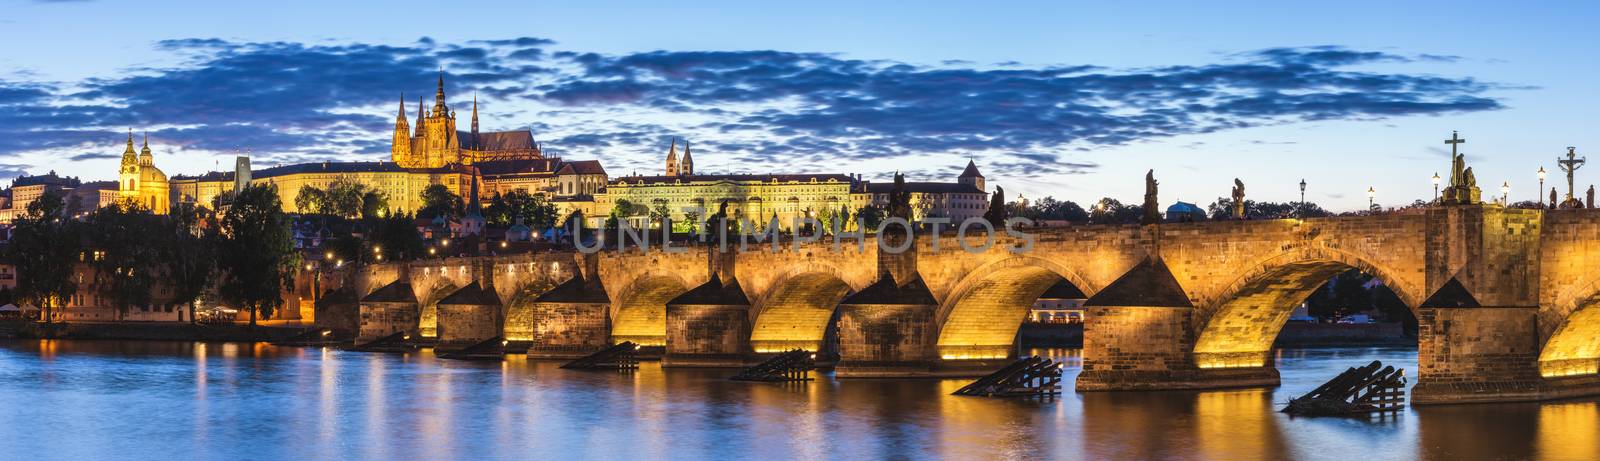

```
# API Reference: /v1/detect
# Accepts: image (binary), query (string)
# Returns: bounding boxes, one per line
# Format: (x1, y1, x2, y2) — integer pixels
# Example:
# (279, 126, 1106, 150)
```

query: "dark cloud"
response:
(0, 39, 1505, 183)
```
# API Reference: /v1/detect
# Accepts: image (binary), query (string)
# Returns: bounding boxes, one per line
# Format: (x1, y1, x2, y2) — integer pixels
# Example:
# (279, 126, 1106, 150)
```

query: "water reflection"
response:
(0, 341, 1595, 460)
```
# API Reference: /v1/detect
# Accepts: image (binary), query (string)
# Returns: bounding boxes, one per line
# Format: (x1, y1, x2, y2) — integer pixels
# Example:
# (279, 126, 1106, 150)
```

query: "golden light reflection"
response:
(1194, 389, 1287, 460)
(1537, 402, 1600, 460)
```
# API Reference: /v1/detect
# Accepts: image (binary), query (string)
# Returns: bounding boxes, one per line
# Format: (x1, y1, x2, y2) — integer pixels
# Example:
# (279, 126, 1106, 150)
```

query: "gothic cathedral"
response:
(391, 72, 542, 168)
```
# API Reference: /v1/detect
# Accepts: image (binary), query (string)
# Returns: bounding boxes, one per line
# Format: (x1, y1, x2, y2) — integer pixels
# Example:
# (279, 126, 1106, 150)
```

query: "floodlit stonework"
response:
(302, 202, 1600, 404)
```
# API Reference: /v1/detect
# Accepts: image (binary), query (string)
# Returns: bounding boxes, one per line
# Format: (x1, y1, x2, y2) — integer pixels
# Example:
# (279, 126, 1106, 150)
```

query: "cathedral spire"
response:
(665, 137, 679, 176)
(470, 93, 479, 147)
(396, 93, 408, 124)
(680, 140, 693, 176)
(416, 95, 426, 130)
(124, 129, 135, 155)
(433, 69, 448, 116)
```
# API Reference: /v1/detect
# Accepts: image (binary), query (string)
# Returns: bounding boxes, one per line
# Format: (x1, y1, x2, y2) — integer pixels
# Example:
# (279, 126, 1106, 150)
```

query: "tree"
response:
(650, 200, 672, 230)
(323, 177, 369, 218)
(418, 184, 463, 220)
(163, 202, 218, 324)
(364, 210, 424, 262)
(218, 184, 300, 326)
(983, 187, 1007, 226)
(294, 185, 327, 215)
(484, 190, 558, 230)
(360, 190, 389, 219)
(85, 201, 163, 320)
(855, 205, 886, 231)
(6, 190, 80, 323)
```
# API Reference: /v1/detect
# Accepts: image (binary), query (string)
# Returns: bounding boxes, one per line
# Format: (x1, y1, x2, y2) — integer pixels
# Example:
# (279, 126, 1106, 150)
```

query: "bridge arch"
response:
(1536, 279, 1600, 378)
(1192, 247, 1418, 369)
(502, 279, 558, 343)
(935, 255, 1089, 360)
(610, 272, 690, 346)
(748, 264, 856, 353)
(417, 282, 460, 339)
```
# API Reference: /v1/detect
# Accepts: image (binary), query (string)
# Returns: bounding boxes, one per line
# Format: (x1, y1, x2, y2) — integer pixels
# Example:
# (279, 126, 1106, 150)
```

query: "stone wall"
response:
(527, 301, 609, 358)
(663, 304, 749, 366)
(1414, 307, 1542, 404)
(835, 303, 938, 377)
(436, 303, 500, 349)
(357, 301, 419, 343)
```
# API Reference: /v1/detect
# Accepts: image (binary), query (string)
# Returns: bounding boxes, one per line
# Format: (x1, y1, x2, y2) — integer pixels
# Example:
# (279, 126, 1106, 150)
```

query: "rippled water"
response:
(0, 341, 1595, 460)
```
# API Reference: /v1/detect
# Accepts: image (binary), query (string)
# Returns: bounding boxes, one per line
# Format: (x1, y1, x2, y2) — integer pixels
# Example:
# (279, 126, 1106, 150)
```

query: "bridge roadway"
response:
(304, 204, 1600, 405)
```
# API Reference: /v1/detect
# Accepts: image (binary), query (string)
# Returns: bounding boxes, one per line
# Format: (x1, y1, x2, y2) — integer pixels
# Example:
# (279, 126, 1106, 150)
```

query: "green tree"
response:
(360, 190, 389, 219)
(855, 205, 886, 231)
(85, 202, 164, 320)
(294, 185, 328, 215)
(218, 184, 300, 326)
(484, 190, 557, 230)
(6, 190, 80, 323)
(364, 210, 424, 262)
(323, 177, 369, 218)
(418, 184, 463, 220)
(163, 202, 218, 324)
(650, 200, 672, 230)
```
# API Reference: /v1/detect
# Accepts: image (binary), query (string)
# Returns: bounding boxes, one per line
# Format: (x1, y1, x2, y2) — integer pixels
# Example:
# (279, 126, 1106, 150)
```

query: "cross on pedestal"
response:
(1445, 131, 1466, 185)
(1559, 146, 1586, 200)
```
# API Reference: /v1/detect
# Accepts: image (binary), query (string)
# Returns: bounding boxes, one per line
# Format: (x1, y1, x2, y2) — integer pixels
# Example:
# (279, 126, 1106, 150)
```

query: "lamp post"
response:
(1432, 173, 1441, 202)
(1538, 167, 1547, 204)
(1367, 186, 1376, 211)
(1298, 179, 1307, 218)
(1501, 181, 1510, 206)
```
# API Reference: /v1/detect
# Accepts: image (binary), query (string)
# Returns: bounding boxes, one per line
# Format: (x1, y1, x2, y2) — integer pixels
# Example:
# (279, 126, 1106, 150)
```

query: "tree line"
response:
(3, 185, 298, 325)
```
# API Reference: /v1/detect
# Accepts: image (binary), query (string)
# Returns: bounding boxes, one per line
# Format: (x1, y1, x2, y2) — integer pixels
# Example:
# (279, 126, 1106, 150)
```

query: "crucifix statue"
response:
(1559, 146, 1586, 202)
(1445, 131, 1466, 186)
(1439, 131, 1481, 205)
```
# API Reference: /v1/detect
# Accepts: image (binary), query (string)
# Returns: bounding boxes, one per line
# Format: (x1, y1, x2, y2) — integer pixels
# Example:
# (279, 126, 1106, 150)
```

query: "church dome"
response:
(140, 164, 168, 184)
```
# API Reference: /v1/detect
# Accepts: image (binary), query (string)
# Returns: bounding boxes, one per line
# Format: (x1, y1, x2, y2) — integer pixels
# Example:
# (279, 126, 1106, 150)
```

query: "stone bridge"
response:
(307, 204, 1600, 404)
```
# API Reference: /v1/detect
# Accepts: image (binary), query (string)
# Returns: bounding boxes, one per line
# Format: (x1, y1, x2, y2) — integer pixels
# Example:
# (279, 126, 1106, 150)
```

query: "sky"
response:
(2, 0, 1598, 211)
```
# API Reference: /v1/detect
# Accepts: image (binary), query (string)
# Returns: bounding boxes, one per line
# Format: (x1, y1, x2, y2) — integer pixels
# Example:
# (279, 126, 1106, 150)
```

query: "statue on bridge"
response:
(1589, 185, 1595, 209)
(1141, 169, 1161, 225)
(1439, 131, 1482, 205)
(1551, 187, 1559, 210)
(1231, 178, 1246, 219)
(887, 172, 913, 221)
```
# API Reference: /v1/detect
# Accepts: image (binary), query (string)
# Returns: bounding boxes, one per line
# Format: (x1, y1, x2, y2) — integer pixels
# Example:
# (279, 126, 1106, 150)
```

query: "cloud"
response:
(0, 39, 1506, 183)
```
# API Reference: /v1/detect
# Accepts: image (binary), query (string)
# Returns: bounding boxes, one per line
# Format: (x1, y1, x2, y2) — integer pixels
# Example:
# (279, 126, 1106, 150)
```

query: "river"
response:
(0, 341, 1594, 460)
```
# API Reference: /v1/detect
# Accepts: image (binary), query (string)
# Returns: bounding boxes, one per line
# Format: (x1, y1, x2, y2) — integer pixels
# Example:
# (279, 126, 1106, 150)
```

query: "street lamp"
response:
(1299, 179, 1307, 217)
(1431, 173, 1441, 202)
(1538, 167, 1547, 204)
(1367, 186, 1376, 211)
(1501, 181, 1510, 206)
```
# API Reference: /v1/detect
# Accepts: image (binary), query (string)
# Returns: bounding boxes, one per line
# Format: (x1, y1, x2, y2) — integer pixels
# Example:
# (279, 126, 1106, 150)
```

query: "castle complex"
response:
(0, 72, 988, 230)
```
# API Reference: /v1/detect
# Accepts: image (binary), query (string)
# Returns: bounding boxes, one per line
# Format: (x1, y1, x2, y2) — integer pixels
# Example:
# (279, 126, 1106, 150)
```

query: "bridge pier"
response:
(663, 275, 753, 367)
(356, 280, 419, 343)
(1077, 257, 1281, 391)
(834, 277, 941, 377)
(434, 281, 503, 350)
(525, 274, 610, 359)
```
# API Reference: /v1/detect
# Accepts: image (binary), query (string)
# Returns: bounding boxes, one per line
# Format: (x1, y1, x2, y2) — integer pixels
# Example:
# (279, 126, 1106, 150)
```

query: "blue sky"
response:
(2, 0, 1597, 210)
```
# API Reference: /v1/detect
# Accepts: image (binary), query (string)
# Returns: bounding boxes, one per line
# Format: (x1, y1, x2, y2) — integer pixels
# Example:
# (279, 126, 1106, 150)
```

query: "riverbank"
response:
(0, 320, 314, 342)
(1018, 322, 1414, 349)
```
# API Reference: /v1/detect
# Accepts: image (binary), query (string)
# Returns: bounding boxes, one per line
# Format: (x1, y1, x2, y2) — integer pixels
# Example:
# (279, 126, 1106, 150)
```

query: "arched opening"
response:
(418, 282, 459, 339)
(502, 281, 557, 343)
(1194, 262, 1416, 369)
(1537, 301, 1600, 378)
(748, 272, 851, 353)
(1015, 277, 1088, 349)
(611, 275, 689, 346)
(936, 259, 1079, 361)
